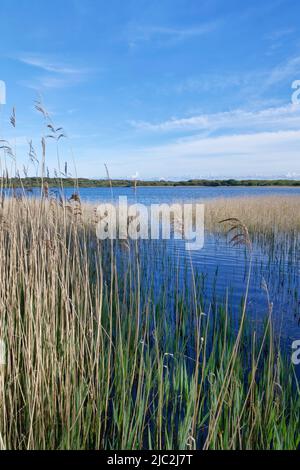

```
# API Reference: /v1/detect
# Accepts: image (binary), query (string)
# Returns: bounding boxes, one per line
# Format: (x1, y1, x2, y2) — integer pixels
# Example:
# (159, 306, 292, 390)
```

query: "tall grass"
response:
(205, 196, 300, 235)
(0, 193, 298, 450)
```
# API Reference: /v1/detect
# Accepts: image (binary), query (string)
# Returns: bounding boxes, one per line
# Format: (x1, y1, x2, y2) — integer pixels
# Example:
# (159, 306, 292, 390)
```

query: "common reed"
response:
(0, 194, 298, 450)
(204, 196, 300, 235)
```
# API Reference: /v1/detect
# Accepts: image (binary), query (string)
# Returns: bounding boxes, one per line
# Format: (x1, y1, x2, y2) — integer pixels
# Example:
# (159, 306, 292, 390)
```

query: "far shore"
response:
(3, 177, 300, 189)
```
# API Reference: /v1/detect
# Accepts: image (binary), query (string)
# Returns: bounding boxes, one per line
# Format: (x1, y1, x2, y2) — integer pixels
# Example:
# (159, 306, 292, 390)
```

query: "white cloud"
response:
(78, 129, 300, 178)
(146, 129, 300, 159)
(130, 104, 300, 133)
(18, 55, 86, 75)
(16, 54, 92, 89)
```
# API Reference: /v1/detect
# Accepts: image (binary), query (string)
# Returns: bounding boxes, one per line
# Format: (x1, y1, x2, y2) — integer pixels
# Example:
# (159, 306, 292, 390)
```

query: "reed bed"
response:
(205, 195, 300, 235)
(0, 194, 298, 450)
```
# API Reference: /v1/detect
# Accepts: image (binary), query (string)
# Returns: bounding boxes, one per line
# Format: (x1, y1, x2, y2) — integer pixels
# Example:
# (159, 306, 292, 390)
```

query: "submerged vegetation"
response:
(0, 193, 299, 450)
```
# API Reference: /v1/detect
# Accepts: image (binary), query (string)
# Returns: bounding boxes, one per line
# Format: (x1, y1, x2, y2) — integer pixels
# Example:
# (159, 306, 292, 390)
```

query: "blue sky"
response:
(0, 0, 300, 179)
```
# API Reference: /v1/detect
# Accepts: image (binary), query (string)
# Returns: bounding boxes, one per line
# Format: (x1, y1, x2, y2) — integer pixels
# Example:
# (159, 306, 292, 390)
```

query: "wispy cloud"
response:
(18, 55, 87, 75)
(130, 104, 300, 134)
(16, 54, 92, 89)
(126, 20, 220, 47)
(164, 54, 300, 101)
(170, 73, 255, 94)
(265, 28, 295, 41)
(265, 56, 300, 86)
(142, 129, 300, 161)
(138, 22, 219, 39)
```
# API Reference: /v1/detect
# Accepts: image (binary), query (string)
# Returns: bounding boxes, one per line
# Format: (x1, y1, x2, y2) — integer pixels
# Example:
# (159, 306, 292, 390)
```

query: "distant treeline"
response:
(3, 177, 300, 188)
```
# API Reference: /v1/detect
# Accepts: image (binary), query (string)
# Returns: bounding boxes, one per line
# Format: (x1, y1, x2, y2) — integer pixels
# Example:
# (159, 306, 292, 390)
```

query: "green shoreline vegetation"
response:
(3, 177, 300, 188)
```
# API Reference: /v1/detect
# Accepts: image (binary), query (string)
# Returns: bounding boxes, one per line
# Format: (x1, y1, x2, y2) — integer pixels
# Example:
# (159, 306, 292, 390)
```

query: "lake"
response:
(45, 184, 300, 204)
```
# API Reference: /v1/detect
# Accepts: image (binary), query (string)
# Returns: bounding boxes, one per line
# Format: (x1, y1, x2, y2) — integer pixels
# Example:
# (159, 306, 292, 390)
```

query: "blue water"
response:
(41, 184, 300, 204)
